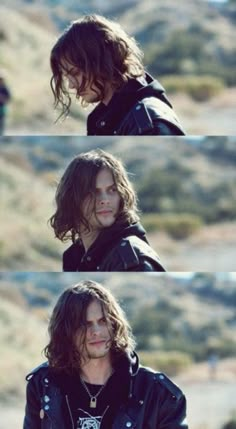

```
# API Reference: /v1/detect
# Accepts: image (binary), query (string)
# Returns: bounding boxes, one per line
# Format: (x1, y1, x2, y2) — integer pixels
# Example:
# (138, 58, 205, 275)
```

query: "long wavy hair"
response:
(50, 14, 145, 119)
(50, 149, 139, 243)
(44, 280, 136, 373)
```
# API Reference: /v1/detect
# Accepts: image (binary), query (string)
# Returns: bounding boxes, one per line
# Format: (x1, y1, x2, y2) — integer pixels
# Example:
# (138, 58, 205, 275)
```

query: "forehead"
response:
(86, 299, 105, 320)
(96, 167, 114, 187)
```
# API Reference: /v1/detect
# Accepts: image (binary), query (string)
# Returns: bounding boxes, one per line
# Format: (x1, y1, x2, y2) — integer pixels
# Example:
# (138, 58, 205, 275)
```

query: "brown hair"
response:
(50, 14, 145, 118)
(44, 280, 136, 373)
(50, 149, 139, 242)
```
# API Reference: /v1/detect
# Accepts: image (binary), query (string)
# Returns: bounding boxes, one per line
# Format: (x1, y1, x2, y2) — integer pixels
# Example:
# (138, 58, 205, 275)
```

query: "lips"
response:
(88, 340, 107, 346)
(96, 210, 113, 215)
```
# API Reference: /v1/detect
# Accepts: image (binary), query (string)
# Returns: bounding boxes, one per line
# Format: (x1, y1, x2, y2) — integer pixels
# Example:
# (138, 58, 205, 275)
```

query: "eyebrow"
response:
(95, 183, 116, 190)
(86, 316, 106, 323)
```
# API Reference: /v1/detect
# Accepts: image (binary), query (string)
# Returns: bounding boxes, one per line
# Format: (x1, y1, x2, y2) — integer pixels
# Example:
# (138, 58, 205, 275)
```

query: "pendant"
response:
(90, 397, 97, 408)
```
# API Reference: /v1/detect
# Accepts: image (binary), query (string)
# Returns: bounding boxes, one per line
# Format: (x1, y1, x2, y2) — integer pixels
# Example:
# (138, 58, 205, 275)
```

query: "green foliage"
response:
(137, 159, 236, 225)
(145, 23, 236, 85)
(132, 306, 171, 349)
(137, 163, 192, 213)
(161, 75, 225, 101)
(142, 213, 203, 239)
(222, 420, 236, 429)
(139, 350, 193, 376)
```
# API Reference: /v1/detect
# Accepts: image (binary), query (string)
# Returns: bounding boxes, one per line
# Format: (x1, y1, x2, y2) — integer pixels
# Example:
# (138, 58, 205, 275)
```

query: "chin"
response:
(83, 93, 101, 104)
(102, 220, 116, 228)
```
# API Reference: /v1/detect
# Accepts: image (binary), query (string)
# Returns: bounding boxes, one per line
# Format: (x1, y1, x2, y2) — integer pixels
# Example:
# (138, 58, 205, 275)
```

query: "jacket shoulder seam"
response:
(138, 368, 183, 400)
(25, 362, 49, 381)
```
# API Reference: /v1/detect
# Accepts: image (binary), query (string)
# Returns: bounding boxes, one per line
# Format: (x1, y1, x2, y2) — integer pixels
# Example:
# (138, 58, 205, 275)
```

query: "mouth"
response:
(96, 210, 113, 215)
(88, 340, 107, 346)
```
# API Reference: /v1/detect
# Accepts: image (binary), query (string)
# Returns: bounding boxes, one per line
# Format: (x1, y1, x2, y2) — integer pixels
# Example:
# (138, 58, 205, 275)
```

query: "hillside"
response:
(0, 293, 47, 399)
(1, 136, 236, 271)
(0, 5, 86, 134)
(0, 0, 235, 134)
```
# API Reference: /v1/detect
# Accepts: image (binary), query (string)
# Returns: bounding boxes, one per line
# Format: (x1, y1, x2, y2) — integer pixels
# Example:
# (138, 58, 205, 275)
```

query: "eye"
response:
(109, 186, 117, 193)
(85, 321, 93, 328)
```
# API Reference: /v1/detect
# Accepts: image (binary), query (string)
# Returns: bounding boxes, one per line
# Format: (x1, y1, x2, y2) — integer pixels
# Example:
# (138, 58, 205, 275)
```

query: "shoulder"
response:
(25, 362, 49, 382)
(100, 235, 165, 271)
(118, 97, 185, 135)
(63, 241, 83, 271)
(136, 367, 184, 401)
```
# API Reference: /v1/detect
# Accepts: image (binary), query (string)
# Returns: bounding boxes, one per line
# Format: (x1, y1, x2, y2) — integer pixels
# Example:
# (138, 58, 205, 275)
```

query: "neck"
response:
(80, 356, 113, 385)
(80, 229, 100, 252)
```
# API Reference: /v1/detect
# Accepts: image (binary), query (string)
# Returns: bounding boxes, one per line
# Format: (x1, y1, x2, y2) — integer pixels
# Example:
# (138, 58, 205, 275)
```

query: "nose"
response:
(97, 191, 110, 205)
(90, 323, 101, 336)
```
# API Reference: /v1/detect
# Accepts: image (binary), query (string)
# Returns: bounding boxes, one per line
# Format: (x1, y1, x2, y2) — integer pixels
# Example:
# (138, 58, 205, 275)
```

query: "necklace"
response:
(80, 371, 113, 409)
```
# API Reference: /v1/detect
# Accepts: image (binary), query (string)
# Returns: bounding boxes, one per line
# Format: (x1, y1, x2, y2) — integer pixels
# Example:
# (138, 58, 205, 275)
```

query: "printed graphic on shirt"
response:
(77, 416, 101, 429)
(77, 409, 102, 429)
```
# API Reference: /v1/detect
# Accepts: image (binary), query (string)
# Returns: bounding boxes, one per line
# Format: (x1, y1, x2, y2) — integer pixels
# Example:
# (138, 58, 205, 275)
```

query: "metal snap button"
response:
(159, 374, 165, 380)
(44, 405, 50, 411)
(126, 422, 132, 428)
(136, 105, 141, 110)
(44, 395, 50, 402)
(100, 121, 106, 126)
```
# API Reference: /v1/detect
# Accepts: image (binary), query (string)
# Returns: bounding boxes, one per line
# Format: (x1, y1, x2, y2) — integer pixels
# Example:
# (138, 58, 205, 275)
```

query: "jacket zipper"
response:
(66, 395, 75, 429)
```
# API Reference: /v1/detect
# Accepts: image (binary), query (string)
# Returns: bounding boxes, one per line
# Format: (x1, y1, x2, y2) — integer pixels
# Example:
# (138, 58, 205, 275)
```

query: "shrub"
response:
(139, 350, 193, 376)
(142, 213, 203, 239)
(222, 420, 236, 429)
(162, 75, 225, 101)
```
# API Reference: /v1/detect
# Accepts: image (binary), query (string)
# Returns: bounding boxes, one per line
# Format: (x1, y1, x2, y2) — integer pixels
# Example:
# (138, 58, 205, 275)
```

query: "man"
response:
(50, 149, 165, 272)
(0, 75, 11, 135)
(50, 15, 185, 136)
(24, 280, 188, 429)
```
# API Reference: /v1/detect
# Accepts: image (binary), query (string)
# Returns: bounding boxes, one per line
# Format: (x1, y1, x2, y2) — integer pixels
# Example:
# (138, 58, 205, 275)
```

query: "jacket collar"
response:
(74, 222, 148, 270)
(87, 73, 172, 135)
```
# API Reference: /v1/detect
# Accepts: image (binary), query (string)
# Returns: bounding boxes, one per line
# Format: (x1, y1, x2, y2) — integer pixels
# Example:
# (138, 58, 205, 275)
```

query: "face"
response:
(81, 167, 121, 232)
(61, 59, 101, 103)
(75, 299, 112, 362)
(61, 59, 114, 104)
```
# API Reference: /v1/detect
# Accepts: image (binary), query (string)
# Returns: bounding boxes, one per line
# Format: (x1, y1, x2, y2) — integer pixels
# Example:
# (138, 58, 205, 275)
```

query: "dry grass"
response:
(150, 222, 236, 271)
(0, 297, 48, 399)
(0, 156, 63, 270)
(172, 89, 236, 135)
(0, 5, 86, 134)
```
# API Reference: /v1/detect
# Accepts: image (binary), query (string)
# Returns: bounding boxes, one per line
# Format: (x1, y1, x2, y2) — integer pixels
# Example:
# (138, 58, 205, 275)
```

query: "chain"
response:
(80, 371, 114, 408)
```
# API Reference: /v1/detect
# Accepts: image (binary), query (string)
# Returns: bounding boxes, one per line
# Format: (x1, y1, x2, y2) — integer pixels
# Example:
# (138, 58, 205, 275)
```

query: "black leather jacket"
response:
(87, 73, 185, 136)
(63, 222, 165, 272)
(24, 353, 188, 429)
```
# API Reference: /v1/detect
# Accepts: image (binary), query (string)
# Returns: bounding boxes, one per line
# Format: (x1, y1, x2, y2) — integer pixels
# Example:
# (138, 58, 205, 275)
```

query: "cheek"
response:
(114, 194, 121, 210)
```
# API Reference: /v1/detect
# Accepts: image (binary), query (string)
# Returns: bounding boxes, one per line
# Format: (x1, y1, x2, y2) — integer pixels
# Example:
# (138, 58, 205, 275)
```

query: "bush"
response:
(162, 75, 225, 101)
(139, 350, 193, 376)
(222, 420, 236, 429)
(142, 213, 203, 239)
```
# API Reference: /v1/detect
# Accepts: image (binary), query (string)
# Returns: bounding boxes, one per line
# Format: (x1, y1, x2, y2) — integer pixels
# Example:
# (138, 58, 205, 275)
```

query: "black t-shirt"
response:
(74, 381, 112, 428)
(59, 370, 129, 429)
